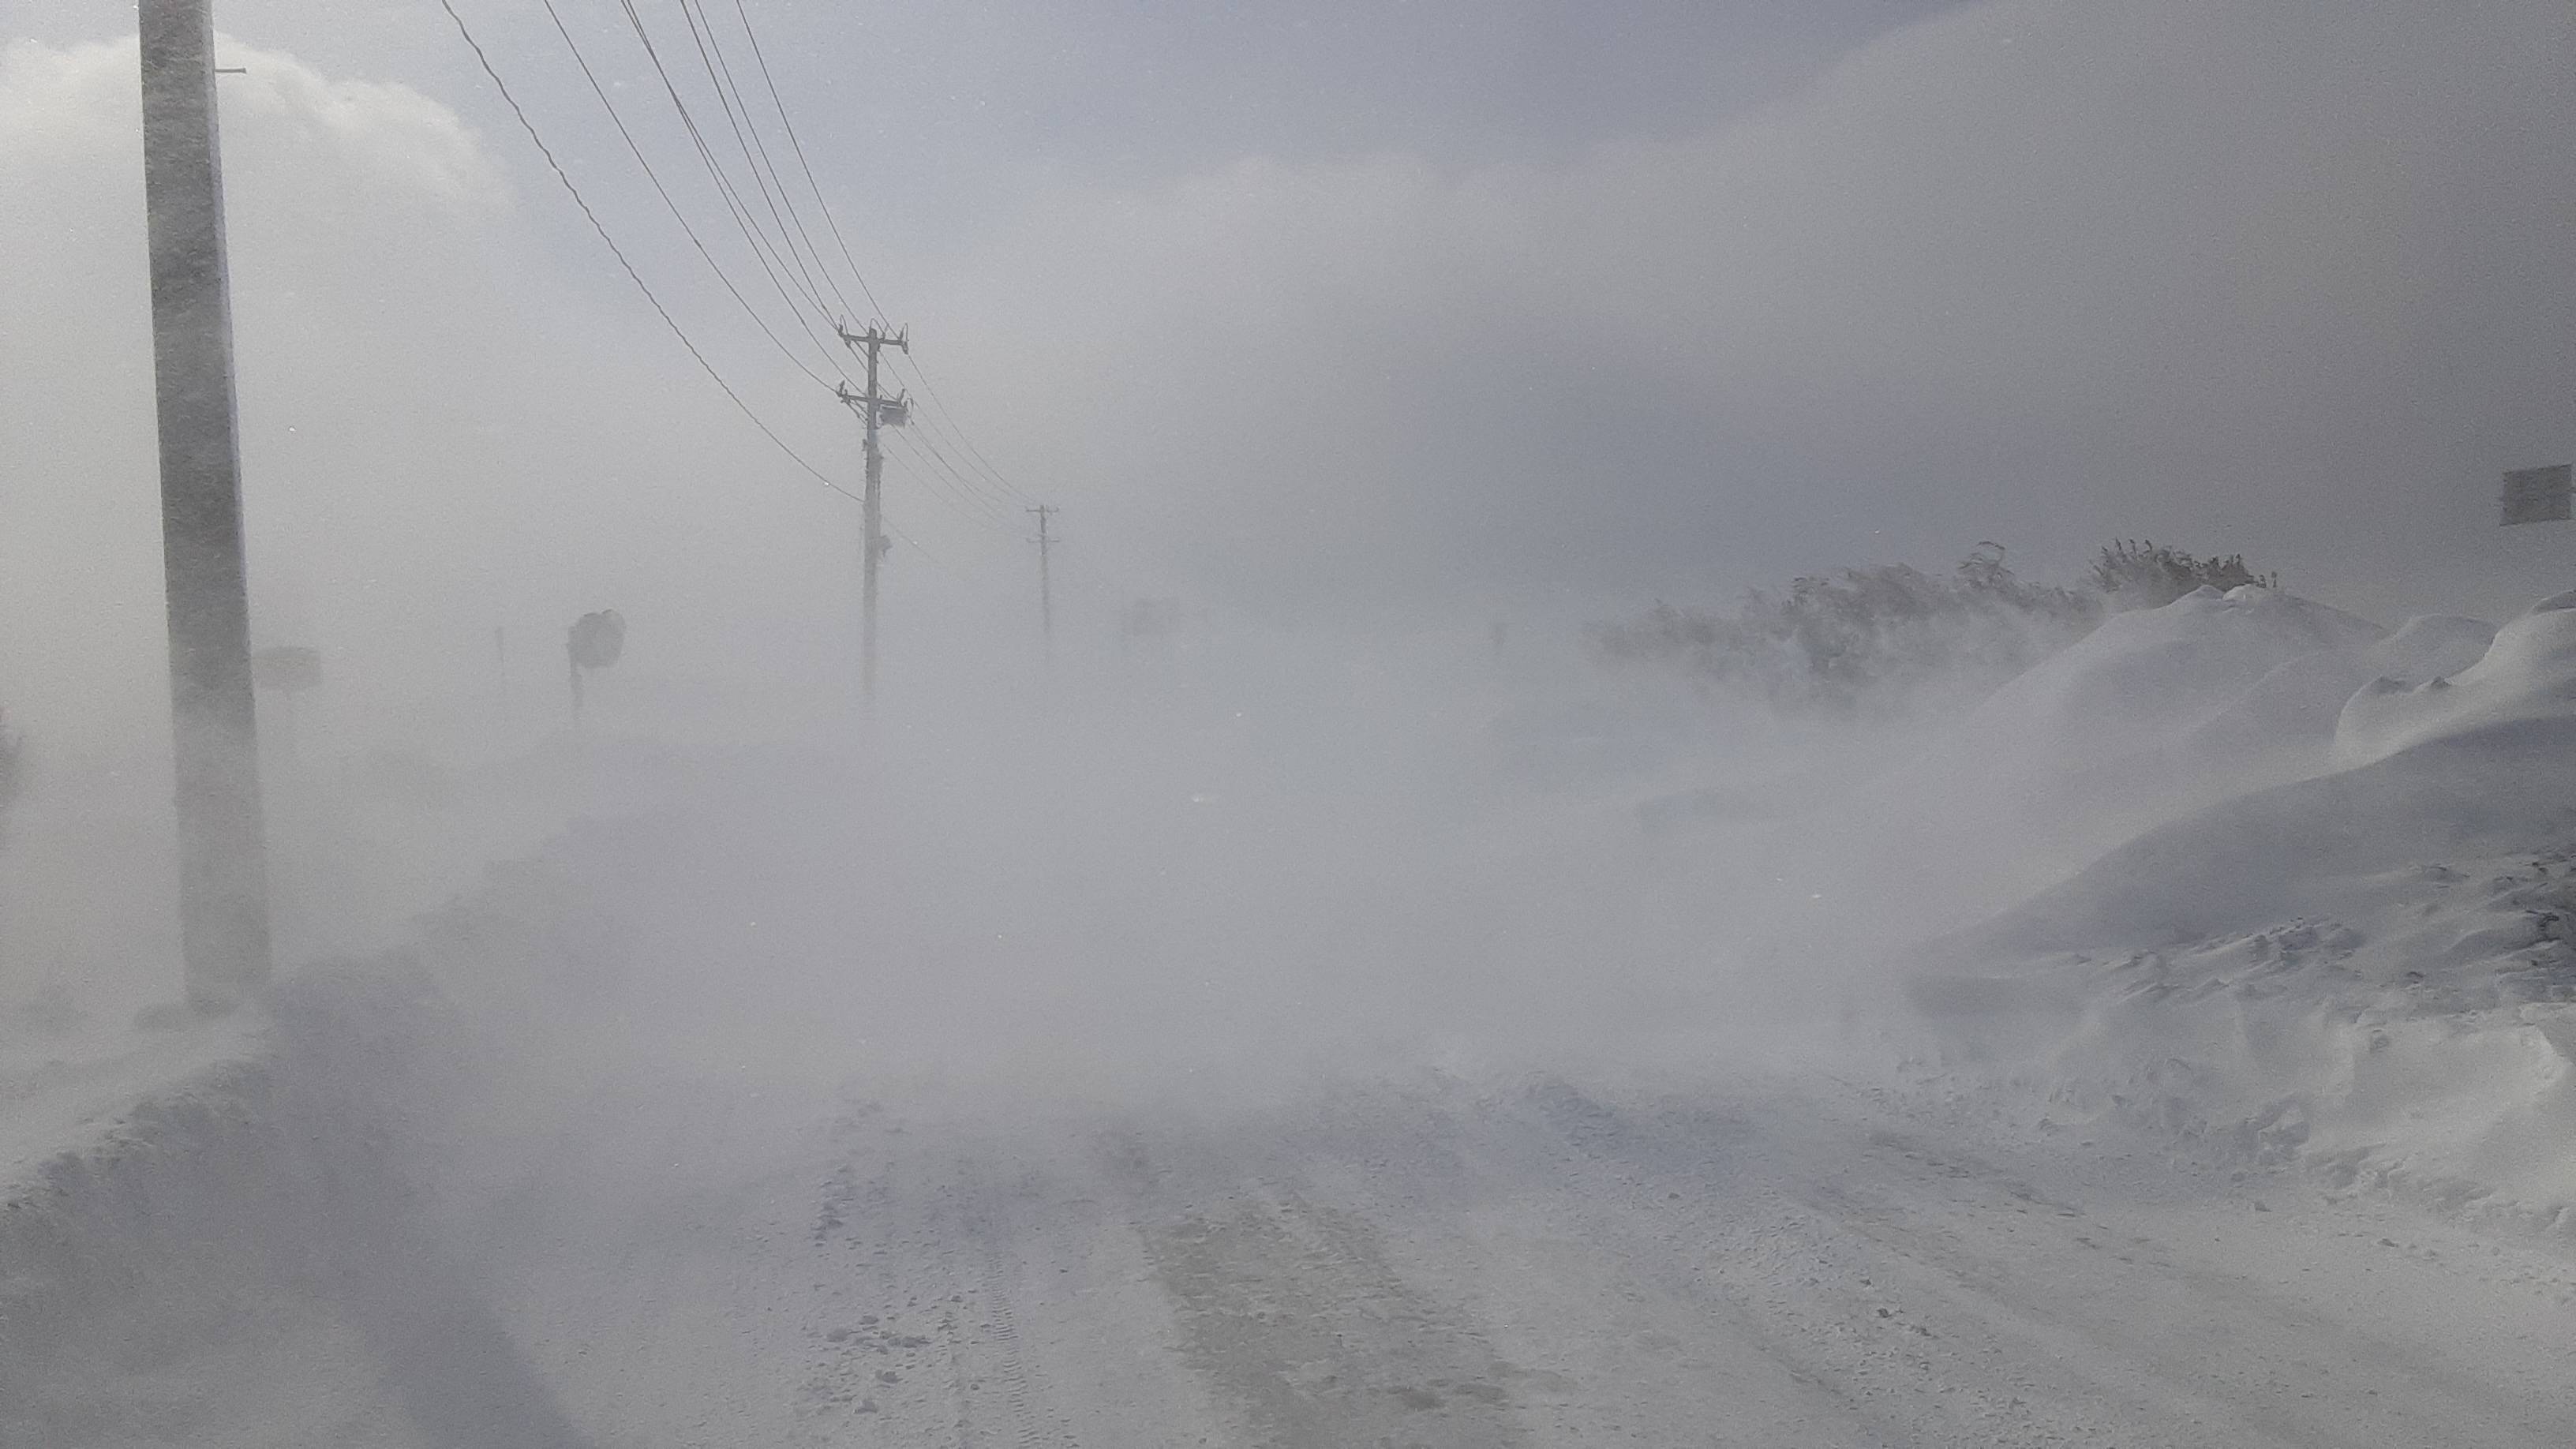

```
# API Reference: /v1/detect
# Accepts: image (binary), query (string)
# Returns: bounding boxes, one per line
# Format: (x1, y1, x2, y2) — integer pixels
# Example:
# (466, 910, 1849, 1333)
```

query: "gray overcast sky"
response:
(6, 0, 1972, 241)
(5, 0, 2574, 680)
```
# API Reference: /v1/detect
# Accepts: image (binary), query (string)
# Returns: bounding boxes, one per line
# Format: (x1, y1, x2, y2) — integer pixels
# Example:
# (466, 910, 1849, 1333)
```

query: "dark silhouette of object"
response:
(567, 610, 625, 717)
(2091, 539, 2278, 611)
(2501, 464, 2571, 526)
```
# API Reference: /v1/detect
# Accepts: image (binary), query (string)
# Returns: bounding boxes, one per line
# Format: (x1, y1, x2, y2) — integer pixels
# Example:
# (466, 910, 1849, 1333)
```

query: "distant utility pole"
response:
(140, 0, 270, 1015)
(835, 322, 909, 709)
(1028, 504, 1057, 661)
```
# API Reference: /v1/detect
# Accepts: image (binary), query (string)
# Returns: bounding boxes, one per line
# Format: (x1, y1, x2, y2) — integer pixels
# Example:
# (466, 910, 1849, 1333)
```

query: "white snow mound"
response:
(2336, 590, 2576, 767)
(1793, 587, 2402, 937)
(2185, 613, 2494, 768)
(1904, 587, 2576, 1228)
(1956, 584, 2381, 785)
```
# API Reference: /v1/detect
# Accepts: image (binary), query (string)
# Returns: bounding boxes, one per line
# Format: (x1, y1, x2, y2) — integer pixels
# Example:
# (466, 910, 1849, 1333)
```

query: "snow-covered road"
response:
(481, 1065, 2576, 1448)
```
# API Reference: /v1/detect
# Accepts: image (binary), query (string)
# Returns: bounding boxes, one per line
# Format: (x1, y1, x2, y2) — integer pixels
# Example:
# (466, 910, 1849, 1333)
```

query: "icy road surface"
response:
(482, 1067, 2575, 1449)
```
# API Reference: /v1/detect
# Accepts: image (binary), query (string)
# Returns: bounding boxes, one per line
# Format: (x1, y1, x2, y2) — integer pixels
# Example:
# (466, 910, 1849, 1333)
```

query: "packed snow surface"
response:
(9, 590, 2576, 1444)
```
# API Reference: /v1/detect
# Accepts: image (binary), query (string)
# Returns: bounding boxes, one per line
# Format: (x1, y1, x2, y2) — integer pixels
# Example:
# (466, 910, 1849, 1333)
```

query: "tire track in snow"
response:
(794, 1096, 981, 1445)
(801, 1097, 1100, 1447)
(1107, 1126, 1527, 1449)
(494, 1069, 2576, 1449)
(1500, 1073, 2576, 1448)
(957, 1183, 1079, 1449)
(1783, 1127, 2574, 1448)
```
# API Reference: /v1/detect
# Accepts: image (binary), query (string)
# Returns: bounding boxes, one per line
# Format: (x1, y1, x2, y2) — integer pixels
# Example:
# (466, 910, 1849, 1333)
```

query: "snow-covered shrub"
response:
(2091, 539, 2278, 611)
(1588, 545, 2102, 715)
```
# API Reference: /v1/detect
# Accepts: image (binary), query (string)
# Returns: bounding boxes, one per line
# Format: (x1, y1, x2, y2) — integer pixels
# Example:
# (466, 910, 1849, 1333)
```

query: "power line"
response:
(447, 0, 978, 627)
(612, 0, 849, 379)
(884, 413, 1020, 516)
(888, 375, 1027, 511)
(532, 0, 835, 388)
(709, 6, 1057, 531)
(642, 2, 1159, 601)
(889, 346, 1193, 593)
(885, 520, 970, 583)
(728, 0, 889, 323)
(672, 0, 844, 324)
(679, 0, 857, 327)
(886, 439, 1011, 524)
(439, 0, 844, 489)
(891, 353, 1036, 503)
(822, 464, 974, 584)
(882, 432, 1022, 532)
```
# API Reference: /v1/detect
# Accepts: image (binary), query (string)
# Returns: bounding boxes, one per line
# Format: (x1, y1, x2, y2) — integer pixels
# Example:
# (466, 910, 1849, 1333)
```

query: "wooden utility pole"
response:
(140, 0, 270, 1014)
(1028, 504, 1057, 661)
(836, 323, 909, 707)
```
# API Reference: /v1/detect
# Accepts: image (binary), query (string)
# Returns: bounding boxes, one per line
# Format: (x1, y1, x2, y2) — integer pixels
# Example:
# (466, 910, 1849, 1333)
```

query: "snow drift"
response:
(0, 843, 628, 1447)
(1748, 584, 2467, 945)
(1903, 586, 2576, 1229)
(2337, 590, 2576, 767)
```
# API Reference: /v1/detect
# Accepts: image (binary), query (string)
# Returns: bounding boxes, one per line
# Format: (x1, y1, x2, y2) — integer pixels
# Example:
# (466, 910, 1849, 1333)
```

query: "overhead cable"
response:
(438, 0, 844, 489)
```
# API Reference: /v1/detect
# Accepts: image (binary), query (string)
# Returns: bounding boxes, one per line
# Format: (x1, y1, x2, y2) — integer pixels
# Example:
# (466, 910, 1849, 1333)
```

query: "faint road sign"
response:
(567, 609, 626, 717)
(2501, 464, 2571, 526)
(569, 610, 625, 670)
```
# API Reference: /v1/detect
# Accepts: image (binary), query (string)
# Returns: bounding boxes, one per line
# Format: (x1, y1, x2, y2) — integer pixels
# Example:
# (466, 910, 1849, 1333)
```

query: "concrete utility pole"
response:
(140, 0, 270, 1015)
(835, 322, 909, 708)
(1028, 504, 1057, 661)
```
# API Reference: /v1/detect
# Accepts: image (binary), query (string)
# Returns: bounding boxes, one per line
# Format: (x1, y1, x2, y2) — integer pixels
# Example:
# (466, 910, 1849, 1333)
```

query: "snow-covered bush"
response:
(1588, 545, 2102, 715)
(2091, 539, 2278, 611)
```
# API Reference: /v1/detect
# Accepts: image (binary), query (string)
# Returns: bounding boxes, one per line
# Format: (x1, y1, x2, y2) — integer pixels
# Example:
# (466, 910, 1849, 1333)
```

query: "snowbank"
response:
(1747, 586, 2446, 945)
(1891, 586, 2495, 830)
(0, 969, 477, 1445)
(0, 837, 627, 1446)
(2183, 612, 2493, 772)
(2338, 590, 2576, 766)
(1938, 584, 2381, 794)
(1903, 588, 2576, 1230)
(0, 1016, 258, 1200)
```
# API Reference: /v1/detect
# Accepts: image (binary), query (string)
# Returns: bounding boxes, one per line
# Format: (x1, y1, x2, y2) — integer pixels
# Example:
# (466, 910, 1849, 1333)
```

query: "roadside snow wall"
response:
(0, 836, 634, 1448)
